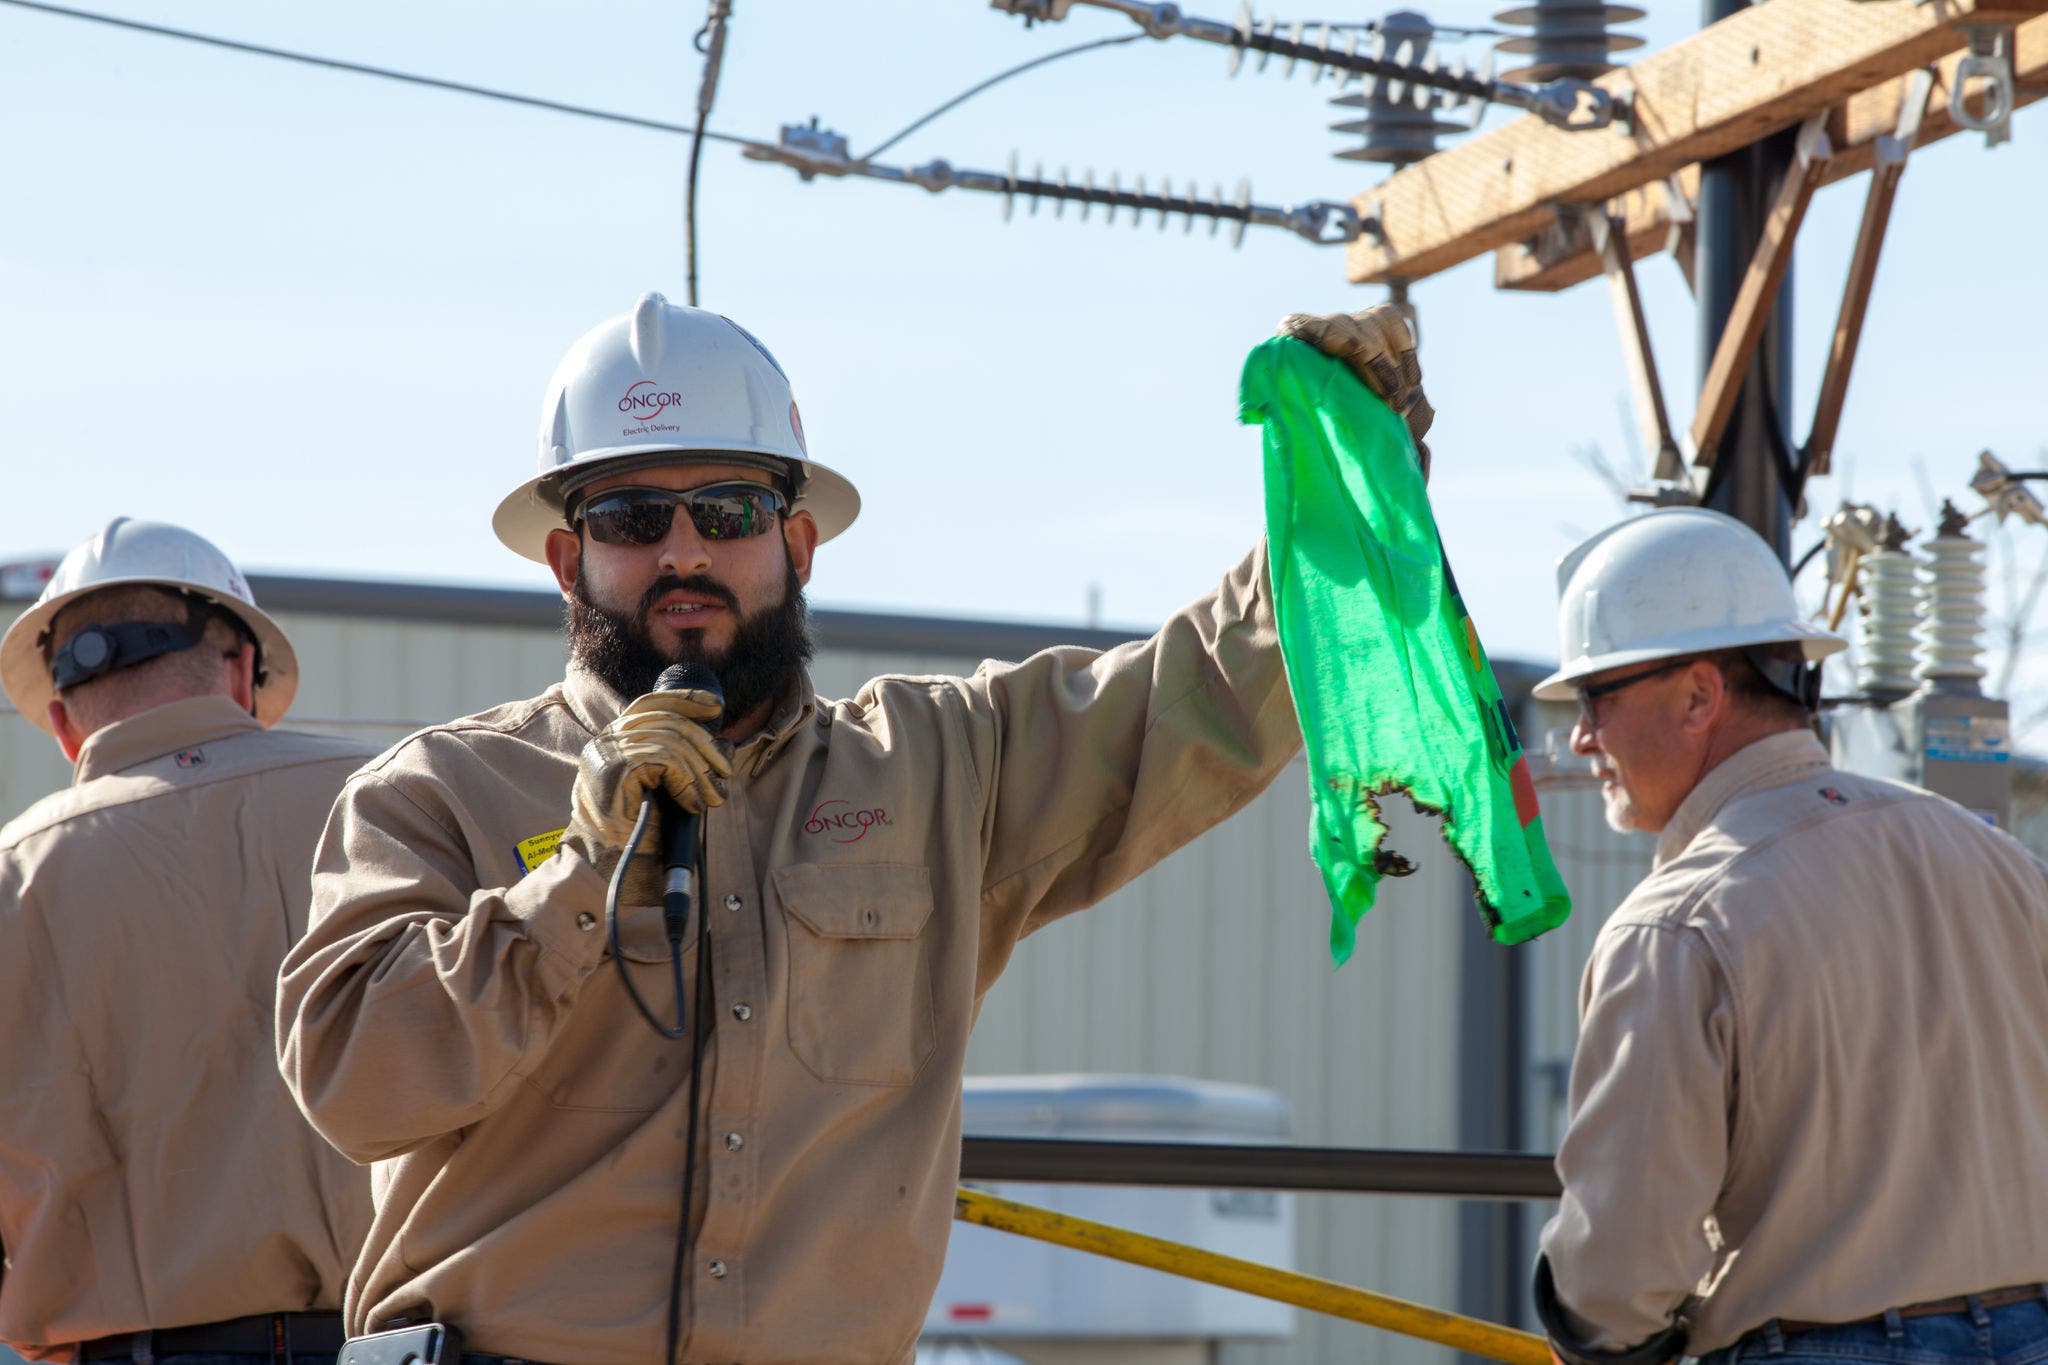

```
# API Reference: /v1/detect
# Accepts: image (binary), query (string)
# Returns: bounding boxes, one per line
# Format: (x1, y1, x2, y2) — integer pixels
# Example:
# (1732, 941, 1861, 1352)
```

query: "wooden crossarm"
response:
(1494, 16, 2048, 293)
(1344, 0, 2048, 287)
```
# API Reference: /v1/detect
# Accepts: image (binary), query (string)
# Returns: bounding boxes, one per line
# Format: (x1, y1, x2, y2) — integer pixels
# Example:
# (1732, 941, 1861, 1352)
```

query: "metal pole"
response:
(1696, 0, 1798, 562)
(955, 1188, 1553, 1365)
(958, 1136, 1561, 1198)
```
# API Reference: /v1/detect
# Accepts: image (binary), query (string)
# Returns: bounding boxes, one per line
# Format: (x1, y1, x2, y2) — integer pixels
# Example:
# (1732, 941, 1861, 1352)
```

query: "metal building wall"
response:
(1499, 699, 1659, 1309)
(964, 786, 1473, 1365)
(1514, 698, 1657, 1159)
(0, 576, 1486, 1365)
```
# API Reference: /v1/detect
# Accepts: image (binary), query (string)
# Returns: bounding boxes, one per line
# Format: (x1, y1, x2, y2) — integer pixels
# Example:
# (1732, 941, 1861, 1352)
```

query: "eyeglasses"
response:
(575, 483, 787, 547)
(1575, 657, 1693, 726)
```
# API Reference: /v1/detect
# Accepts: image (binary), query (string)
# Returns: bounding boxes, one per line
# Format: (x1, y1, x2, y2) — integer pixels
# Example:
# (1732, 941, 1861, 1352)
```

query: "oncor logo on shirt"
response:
(804, 799, 892, 844)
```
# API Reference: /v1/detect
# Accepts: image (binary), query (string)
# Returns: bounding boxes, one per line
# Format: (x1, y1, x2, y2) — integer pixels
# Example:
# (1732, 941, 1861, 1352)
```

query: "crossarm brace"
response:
(1802, 69, 1934, 477)
(1691, 114, 1832, 467)
(1586, 207, 1685, 482)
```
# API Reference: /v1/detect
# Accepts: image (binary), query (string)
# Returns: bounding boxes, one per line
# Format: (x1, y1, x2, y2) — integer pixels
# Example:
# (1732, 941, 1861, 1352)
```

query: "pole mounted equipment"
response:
(1916, 502, 1989, 691)
(1328, 11, 1480, 166)
(1952, 21, 2019, 145)
(988, 0, 1624, 131)
(1492, 0, 1644, 83)
(743, 119, 1363, 246)
(1970, 451, 2048, 530)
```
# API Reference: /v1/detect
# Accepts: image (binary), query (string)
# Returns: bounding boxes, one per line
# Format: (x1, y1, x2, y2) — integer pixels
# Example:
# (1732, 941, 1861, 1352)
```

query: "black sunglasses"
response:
(1575, 657, 1694, 725)
(575, 483, 787, 547)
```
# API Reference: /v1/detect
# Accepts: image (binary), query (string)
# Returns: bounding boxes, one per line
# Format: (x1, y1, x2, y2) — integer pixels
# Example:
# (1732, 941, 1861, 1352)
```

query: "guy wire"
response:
(857, 32, 1147, 163)
(686, 0, 735, 307)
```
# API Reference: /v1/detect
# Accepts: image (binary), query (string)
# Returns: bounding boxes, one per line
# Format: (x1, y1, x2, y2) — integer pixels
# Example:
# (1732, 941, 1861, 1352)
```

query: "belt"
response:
(79, 1312, 348, 1361)
(1777, 1283, 2048, 1335)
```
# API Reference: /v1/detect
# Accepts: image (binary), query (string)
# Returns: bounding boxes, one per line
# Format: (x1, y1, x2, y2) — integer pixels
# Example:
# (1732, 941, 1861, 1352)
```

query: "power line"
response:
(857, 33, 1147, 163)
(685, 0, 736, 307)
(3, 0, 1333, 252)
(0, 0, 754, 147)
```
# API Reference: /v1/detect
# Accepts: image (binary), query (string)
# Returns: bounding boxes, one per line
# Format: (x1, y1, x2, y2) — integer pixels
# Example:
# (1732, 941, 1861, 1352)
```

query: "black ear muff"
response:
(1742, 646, 1823, 711)
(50, 618, 203, 689)
(1793, 662, 1823, 710)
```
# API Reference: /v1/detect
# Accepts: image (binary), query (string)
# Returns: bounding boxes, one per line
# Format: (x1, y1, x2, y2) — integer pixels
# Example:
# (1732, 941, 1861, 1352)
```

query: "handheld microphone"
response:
(651, 663, 725, 943)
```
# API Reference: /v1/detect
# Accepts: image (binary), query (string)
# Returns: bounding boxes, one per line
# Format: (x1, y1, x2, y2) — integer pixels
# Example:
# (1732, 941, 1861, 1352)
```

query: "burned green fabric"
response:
(1240, 336, 1570, 961)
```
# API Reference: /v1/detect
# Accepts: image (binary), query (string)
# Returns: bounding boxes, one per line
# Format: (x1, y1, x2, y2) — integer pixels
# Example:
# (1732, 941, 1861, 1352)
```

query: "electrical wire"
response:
(603, 797, 709, 1364)
(855, 32, 1147, 163)
(671, 886, 712, 1365)
(686, 0, 735, 307)
(605, 801, 692, 1038)
(0, 0, 755, 146)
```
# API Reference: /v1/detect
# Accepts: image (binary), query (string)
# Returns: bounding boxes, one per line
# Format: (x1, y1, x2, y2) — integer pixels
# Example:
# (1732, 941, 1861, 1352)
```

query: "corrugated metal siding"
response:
(0, 713, 68, 829)
(966, 786, 1472, 1365)
(0, 591, 1480, 1365)
(1505, 699, 1658, 1309)
(1517, 697, 1657, 1155)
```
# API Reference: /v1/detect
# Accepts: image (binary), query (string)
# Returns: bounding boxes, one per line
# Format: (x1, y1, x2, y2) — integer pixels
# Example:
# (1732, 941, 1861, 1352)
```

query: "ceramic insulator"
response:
(1916, 535, 1988, 688)
(1857, 549, 1921, 696)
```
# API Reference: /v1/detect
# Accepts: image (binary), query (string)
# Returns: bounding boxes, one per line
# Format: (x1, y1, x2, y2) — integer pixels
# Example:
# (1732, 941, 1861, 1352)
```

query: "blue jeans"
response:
(1702, 1295, 2048, 1364)
(85, 1357, 338, 1365)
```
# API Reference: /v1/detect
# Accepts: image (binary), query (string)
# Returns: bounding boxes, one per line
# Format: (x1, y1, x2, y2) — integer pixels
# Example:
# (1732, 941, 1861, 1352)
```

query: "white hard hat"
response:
(0, 518, 299, 732)
(493, 292, 861, 563)
(1532, 507, 1845, 702)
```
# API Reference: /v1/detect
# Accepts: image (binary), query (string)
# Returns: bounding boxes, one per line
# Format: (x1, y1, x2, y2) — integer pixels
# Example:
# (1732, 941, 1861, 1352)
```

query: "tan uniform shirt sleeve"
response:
(959, 541, 1302, 965)
(1543, 920, 1736, 1350)
(279, 759, 613, 1164)
(0, 867, 90, 1333)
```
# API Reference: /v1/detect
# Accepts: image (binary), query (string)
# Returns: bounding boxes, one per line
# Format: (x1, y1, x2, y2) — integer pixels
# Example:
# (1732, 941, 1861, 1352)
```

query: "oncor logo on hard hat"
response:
(618, 381, 685, 420)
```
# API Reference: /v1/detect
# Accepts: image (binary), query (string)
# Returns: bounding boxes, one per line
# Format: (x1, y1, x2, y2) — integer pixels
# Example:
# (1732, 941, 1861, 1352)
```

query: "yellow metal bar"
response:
(954, 1187, 1550, 1365)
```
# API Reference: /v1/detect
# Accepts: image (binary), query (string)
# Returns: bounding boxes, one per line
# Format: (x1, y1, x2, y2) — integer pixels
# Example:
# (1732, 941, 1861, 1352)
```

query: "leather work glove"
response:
(561, 685, 731, 901)
(1276, 303, 1434, 481)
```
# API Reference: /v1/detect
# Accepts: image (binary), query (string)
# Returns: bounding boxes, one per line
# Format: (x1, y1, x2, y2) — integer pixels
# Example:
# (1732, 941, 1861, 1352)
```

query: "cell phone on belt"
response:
(336, 1322, 464, 1365)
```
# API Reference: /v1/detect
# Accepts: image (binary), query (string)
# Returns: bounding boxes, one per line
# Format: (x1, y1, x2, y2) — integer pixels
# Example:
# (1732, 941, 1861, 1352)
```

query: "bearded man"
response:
(278, 293, 1426, 1365)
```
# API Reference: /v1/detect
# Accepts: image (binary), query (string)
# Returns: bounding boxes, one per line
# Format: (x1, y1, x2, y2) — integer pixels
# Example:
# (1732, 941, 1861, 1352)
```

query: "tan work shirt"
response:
(278, 546, 1299, 1365)
(1540, 730, 2048, 1354)
(0, 695, 375, 1361)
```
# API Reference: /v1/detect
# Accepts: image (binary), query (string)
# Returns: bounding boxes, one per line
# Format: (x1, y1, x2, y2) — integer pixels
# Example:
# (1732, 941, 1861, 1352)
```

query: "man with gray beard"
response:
(278, 292, 1428, 1365)
(1530, 508, 2048, 1365)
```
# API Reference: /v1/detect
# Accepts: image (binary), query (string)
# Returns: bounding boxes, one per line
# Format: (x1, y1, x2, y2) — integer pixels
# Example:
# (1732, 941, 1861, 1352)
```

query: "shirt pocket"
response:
(775, 862, 937, 1087)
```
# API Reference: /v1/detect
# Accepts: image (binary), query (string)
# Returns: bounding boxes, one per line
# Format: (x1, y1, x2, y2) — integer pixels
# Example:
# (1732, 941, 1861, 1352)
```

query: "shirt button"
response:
(707, 1259, 728, 1278)
(731, 1003, 753, 1021)
(725, 1132, 744, 1151)
(576, 912, 597, 931)
(724, 894, 743, 911)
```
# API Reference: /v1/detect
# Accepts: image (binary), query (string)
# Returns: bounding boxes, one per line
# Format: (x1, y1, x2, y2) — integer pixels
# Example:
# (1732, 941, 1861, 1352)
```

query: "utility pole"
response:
(1695, 0, 1797, 560)
(1341, 0, 2046, 565)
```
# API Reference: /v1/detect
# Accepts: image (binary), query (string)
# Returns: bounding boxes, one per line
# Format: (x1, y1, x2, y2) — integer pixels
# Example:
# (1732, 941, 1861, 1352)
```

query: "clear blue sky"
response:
(1, 0, 2043, 691)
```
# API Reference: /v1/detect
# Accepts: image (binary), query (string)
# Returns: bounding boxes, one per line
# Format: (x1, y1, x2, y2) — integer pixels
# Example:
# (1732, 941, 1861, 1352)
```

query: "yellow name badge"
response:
(514, 828, 565, 875)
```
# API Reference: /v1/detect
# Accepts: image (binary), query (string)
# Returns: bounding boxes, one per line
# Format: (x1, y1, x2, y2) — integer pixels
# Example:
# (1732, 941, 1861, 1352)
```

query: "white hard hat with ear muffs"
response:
(1533, 507, 1846, 706)
(0, 517, 299, 734)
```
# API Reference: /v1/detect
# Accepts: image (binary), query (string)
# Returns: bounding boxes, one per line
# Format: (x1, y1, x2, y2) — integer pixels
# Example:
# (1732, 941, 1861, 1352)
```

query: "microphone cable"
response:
(604, 794, 714, 1363)
(605, 799, 692, 1038)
